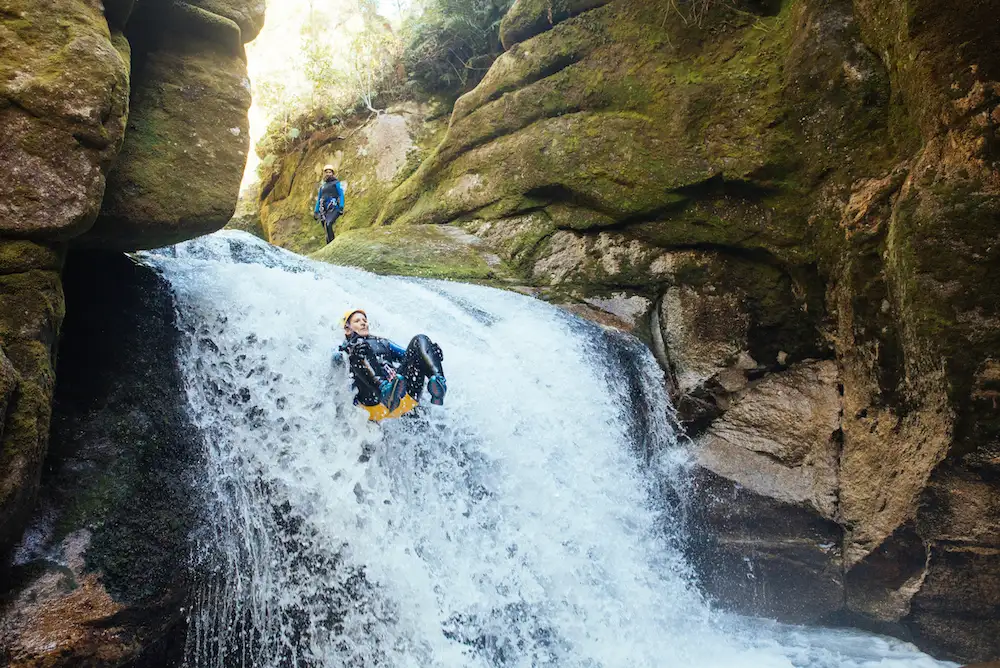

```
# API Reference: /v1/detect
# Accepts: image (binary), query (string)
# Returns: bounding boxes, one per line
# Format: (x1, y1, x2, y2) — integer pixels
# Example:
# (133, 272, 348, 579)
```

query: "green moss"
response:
(0, 242, 65, 274)
(0, 334, 58, 553)
(311, 225, 505, 280)
(87, 42, 250, 250)
(259, 106, 449, 254)
(500, 0, 611, 48)
(886, 171, 1000, 415)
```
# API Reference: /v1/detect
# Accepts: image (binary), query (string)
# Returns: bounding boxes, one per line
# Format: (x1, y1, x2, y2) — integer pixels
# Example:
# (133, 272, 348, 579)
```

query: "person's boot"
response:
(427, 375, 447, 405)
(380, 377, 407, 412)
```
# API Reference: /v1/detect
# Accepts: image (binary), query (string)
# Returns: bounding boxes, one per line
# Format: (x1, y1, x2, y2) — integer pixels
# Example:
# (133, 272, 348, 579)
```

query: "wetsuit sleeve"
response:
(347, 345, 384, 398)
(336, 181, 345, 209)
(314, 184, 322, 216)
(386, 339, 406, 363)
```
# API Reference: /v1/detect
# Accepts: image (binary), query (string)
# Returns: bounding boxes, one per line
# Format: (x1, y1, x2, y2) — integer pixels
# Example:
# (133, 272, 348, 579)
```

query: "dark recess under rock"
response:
(1, 251, 205, 666)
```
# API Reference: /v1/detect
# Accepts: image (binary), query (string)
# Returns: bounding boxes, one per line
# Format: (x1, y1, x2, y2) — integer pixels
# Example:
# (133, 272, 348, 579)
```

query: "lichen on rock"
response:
(0, 0, 130, 240)
(257, 103, 449, 254)
(81, 2, 255, 250)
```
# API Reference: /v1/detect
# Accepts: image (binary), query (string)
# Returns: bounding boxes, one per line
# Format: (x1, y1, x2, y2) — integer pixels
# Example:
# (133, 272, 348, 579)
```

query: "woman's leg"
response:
(398, 335, 446, 403)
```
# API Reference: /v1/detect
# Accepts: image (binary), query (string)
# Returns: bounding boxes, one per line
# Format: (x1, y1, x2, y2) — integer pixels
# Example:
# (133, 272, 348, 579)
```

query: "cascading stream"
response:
(139, 231, 954, 668)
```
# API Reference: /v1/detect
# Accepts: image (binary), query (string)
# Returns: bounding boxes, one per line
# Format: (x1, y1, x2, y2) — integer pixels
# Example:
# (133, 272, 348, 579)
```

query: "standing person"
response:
(334, 308, 447, 421)
(313, 165, 345, 243)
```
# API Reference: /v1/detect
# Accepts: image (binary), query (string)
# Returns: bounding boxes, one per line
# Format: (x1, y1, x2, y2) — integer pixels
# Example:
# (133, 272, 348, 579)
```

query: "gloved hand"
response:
(378, 379, 393, 399)
(350, 339, 371, 357)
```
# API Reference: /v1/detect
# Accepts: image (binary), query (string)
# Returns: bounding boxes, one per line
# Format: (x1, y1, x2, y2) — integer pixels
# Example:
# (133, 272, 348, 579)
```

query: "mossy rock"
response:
(380, 0, 894, 268)
(258, 104, 448, 255)
(500, 0, 613, 48)
(0, 264, 65, 558)
(84, 38, 252, 250)
(0, 252, 208, 664)
(186, 0, 267, 43)
(0, 0, 129, 240)
(311, 225, 506, 280)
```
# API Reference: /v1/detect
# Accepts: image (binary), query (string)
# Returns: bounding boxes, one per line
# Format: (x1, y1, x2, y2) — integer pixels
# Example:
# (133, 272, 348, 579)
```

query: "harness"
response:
(318, 179, 341, 211)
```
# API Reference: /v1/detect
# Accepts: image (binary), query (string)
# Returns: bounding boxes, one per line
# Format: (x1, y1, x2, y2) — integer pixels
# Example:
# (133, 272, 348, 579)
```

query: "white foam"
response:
(140, 231, 955, 668)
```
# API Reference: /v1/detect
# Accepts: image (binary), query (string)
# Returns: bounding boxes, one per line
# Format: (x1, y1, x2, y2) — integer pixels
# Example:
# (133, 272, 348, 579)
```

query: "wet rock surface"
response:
(361, 0, 1000, 660)
(257, 102, 448, 254)
(0, 0, 260, 594)
(0, 252, 204, 666)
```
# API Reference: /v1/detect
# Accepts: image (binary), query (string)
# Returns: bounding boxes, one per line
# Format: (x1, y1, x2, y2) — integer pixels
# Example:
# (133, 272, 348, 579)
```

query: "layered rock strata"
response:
(1, 2, 263, 660)
(367, 0, 1000, 660)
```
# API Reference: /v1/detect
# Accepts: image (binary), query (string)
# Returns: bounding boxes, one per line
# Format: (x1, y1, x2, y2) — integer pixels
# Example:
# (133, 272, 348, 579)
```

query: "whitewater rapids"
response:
(138, 231, 954, 668)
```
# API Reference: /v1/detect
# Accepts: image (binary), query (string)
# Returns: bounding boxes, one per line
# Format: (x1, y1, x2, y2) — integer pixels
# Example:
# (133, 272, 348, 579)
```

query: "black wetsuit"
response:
(338, 334, 444, 406)
(315, 179, 344, 243)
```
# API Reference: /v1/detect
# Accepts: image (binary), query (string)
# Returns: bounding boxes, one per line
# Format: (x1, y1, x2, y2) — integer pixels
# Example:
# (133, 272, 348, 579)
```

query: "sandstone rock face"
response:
(0, 0, 130, 240)
(80, 1, 259, 250)
(1, 253, 206, 666)
(372, 0, 1000, 660)
(257, 103, 447, 254)
(1, 0, 262, 656)
(0, 245, 64, 561)
(500, 0, 614, 49)
(689, 361, 845, 622)
(696, 361, 842, 520)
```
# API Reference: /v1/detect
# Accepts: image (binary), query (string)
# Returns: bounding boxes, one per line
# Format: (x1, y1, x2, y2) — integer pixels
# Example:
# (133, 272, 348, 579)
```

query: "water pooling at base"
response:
(139, 231, 955, 668)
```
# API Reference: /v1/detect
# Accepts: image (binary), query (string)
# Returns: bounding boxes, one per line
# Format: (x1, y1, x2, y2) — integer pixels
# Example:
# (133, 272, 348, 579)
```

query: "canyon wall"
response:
(366, 0, 1000, 660)
(0, 1, 262, 663)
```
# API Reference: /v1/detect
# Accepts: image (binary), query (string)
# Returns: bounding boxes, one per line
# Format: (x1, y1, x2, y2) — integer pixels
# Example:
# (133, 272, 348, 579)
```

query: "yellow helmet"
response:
(323, 164, 336, 172)
(341, 308, 366, 330)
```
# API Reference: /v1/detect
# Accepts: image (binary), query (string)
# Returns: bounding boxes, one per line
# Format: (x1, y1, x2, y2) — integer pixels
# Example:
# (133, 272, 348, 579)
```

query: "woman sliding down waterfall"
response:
(335, 307, 448, 421)
(140, 231, 954, 668)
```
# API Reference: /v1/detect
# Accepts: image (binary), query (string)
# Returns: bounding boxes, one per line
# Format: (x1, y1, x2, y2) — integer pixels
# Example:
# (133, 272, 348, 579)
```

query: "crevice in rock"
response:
(440, 100, 590, 169)
(455, 51, 586, 123)
(71, 131, 111, 151)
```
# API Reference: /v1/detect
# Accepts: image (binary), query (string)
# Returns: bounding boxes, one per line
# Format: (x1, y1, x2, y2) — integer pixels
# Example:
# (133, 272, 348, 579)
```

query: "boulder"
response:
(187, 0, 267, 42)
(80, 2, 254, 250)
(0, 0, 130, 240)
(688, 361, 844, 622)
(694, 361, 842, 519)
(649, 250, 825, 429)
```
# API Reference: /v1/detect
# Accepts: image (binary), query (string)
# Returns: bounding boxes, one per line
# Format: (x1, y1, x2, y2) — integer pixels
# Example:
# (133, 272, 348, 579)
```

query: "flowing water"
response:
(139, 231, 955, 668)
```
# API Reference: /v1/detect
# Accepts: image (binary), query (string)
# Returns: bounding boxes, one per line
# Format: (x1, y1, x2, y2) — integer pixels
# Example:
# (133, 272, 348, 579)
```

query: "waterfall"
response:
(139, 231, 953, 668)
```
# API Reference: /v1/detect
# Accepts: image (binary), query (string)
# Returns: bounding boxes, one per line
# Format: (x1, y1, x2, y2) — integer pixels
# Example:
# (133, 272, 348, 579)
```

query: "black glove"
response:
(349, 339, 371, 357)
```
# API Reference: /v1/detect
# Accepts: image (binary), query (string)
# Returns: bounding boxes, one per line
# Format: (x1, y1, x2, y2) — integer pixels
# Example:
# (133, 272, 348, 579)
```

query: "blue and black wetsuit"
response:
(338, 334, 445, 407)
(314, 178, 345, 243)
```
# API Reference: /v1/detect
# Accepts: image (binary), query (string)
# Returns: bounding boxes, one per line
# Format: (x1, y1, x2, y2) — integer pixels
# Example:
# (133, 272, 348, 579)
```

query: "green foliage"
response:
(403, 0, 515, 99)
(348, 19, 405, 113)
